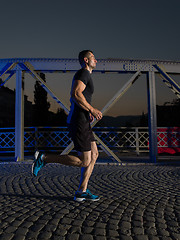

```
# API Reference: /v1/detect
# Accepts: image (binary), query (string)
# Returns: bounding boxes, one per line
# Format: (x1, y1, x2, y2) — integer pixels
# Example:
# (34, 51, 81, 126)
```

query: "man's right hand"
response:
(91, 108, 102, 121)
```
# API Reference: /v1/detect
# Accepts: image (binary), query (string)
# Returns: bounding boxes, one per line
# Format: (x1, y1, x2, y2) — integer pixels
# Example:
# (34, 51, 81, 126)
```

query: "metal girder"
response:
(95, 70, 141, 120)
(23, 62, 70, 114)
(0, 72, 15, 87)
(0, 62, 17, 76)
(154, 64, 180, 98)
(147, 71, 158, 163)
(15, 67, 24, 161)
(93, 133, 124, 164)
(0, 58, 180, 73)
(0, 62, 17, 87)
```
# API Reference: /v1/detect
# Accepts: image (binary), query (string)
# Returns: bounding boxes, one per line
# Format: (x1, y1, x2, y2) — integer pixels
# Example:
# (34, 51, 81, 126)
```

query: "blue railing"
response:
(0, 127, 179, 155)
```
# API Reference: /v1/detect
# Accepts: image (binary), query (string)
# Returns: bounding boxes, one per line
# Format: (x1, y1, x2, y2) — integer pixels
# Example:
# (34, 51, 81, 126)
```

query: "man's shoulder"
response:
(75, 68, 90, 77)
(74, 68, 91, 83)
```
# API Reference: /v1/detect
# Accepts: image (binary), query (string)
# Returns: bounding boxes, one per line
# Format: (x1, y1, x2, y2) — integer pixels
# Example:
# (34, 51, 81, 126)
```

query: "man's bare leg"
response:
(78, 141, 98, 192)
(44, 151, 91, 168)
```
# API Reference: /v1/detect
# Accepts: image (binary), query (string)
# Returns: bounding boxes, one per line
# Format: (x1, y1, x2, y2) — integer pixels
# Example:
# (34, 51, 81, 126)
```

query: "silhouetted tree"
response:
(33, 73, 50, 126)
(157, 98, 180, 127)
(140, 111, 148, 126)
(51, 108, 67, 126)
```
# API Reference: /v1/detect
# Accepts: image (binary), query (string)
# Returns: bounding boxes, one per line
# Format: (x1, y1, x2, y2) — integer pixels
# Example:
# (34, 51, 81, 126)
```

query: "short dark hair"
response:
(78, 50, 93, 66)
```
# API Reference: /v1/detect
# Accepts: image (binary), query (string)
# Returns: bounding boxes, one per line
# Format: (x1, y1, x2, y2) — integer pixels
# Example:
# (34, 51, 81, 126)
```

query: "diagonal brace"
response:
(92, 69, 142, 128)
(154, 64, 180, 98)
(0, 62, 17, 87)
(0, 72, 15, 87)
(22, 62, 70, 114)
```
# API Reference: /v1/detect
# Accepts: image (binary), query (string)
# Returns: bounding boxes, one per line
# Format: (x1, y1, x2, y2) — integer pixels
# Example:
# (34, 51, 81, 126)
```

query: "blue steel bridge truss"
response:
(0, 58, 180, 162)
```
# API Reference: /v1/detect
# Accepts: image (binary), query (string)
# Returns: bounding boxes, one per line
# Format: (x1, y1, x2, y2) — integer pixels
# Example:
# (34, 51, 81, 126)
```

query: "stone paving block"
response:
(38, 231, 53, 240)
(107, 229, 119, 237)
(43, 224, 57, 232)
(160, 238, 173, 240)
(72, 219, 84, 226)
(60, 217, 72, 225)
(132, 220, 143, 227)
(119, 221, 131, 229)
(95, 222, 107, 228)
(65, 234, 80, 240)
(145, 227, 157, 235)
(134, 235, 149, 240)
(171, 233, 180, 240)
(107, 224, 118, 230)
(94, 236, 107, 240)
(79, 234, 94, 240)
(132, 227, 144, 235)
(83, 220, 95, 227)
(93, 228, 106, 236)
(157, 229, 170, 236)
(20, 221, 34, 228)
(119, 228, 131, 236)
(53, 228, 67, 236)
(82, 226, 94, 234)
(119, 236, 133, 240)
(148, 236, 160, 240)
(69, 226, 82, 234)
(12, 235, 26, 240)
(0, 233, 14, 240)
(11, 220, 23, 227)
(15, 227, 29, 236)
(51, 235, 65, 240)
(4, 226, 17, 233)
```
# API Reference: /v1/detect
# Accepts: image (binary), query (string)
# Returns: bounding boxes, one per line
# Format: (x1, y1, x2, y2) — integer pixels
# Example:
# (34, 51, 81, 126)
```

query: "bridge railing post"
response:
(135, 127, 140, 156)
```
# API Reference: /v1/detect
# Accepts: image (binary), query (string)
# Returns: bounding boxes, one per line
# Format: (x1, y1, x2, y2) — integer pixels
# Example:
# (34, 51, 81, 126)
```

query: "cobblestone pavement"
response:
(0, 162, 179, 240)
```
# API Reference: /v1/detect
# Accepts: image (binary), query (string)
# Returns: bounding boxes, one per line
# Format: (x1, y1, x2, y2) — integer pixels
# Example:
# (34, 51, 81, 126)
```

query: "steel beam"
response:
(0, 72, 15, 87)
(0, 58, 180, 73)
(23, 62, 70, 114)
(0, 62, 17, 76)
(15, 67, 24, 161)
(0, 62, 17, 88)
(92, 70, 142, 128)
(154, 64, 180, 98)
(147, 71, 158, 163)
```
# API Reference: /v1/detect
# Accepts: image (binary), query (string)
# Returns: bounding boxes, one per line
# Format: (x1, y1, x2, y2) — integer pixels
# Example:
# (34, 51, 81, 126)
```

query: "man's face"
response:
(86, 52, 97, 69)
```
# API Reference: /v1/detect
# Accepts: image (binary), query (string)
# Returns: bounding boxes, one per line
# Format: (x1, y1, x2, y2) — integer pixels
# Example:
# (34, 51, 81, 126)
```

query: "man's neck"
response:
(84, 65, 92, 74)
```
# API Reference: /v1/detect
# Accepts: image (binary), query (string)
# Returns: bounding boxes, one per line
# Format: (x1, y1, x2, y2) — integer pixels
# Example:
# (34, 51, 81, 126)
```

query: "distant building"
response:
(0, 85, 33, 127)
(157, 103, 180, 127)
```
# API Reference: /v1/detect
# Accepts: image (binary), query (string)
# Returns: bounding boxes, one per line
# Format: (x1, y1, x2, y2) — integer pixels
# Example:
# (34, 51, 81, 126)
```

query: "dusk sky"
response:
(1, 0, 180, 116)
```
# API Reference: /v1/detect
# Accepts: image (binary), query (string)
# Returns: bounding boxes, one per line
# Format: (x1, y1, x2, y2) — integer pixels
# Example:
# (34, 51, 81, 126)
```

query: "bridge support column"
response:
(15, 67, 24, 161)
(147, 71, 158, 163)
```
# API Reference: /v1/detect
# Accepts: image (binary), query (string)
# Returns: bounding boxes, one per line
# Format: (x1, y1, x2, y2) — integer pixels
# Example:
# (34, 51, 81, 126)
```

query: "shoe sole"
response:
(32, 151, 40, 176)
(74, 197, 100, 202)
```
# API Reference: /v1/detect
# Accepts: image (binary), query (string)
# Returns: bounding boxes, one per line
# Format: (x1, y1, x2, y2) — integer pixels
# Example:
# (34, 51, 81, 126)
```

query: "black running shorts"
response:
(68, 120, 95, 152)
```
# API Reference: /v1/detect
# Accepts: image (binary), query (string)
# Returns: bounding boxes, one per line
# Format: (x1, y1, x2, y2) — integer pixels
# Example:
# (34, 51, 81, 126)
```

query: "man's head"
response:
(78, 50, 97, 71)
(78, 50, 93, 65)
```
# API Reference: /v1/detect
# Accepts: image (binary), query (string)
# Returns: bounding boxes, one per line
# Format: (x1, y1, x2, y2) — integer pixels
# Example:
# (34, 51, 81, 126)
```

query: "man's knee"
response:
(91, 150, 99, 162)
(78, 152, 91, 167)
(81, 161, 90, 168)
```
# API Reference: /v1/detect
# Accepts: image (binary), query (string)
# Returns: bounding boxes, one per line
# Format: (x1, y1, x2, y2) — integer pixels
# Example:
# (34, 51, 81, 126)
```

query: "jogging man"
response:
(32, 50, 102, 201)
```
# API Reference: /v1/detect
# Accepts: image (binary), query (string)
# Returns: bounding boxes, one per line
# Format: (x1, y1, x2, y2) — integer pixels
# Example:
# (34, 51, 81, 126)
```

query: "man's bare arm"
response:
(72, 80, 102, 120)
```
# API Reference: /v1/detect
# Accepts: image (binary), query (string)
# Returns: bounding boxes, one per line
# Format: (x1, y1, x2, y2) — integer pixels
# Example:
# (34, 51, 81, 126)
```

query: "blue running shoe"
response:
(74, 189, 100, 202)
(32, 151, 45, 176)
